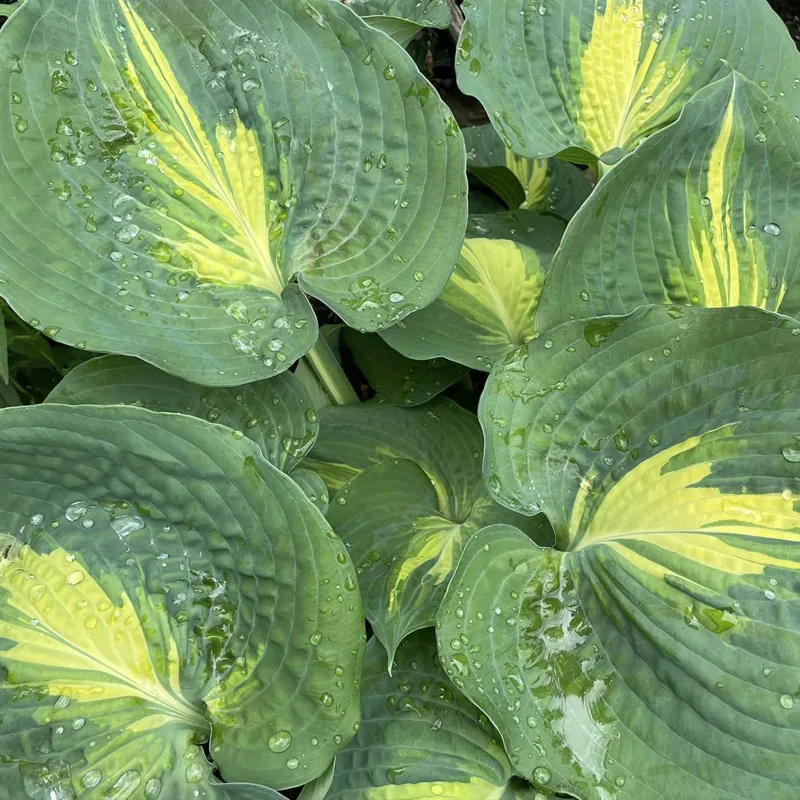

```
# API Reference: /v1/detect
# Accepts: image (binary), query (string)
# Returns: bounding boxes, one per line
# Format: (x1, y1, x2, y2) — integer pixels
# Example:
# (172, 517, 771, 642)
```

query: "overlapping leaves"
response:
(305, 399, 551, 662)
(381, 211, 565, 370)
(0, 404, 364, 796)
(0, 0, 466, 385)
(325, 630, 537, 799)
(438, 306, 800, 798)
(457, 0, 800, 163)
(537, 73, 800, 329)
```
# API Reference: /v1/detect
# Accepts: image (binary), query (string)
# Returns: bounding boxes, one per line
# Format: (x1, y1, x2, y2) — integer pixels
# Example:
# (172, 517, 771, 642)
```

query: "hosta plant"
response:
(0, 1, 799, 799)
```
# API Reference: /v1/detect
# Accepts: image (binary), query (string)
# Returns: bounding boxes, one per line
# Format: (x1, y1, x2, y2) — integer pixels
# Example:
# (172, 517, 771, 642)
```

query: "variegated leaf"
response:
(0, 404, 364, 796)
(463, 124, 592, 218)
(449, 305, 800, 798)
(305, 399, 551, 660)
(325, 631, 538, 800)
(381, 212, 565, 370)
(0, 0, 466, 385)
(456, 0, 800, 163)
(538, 72, 800, 329)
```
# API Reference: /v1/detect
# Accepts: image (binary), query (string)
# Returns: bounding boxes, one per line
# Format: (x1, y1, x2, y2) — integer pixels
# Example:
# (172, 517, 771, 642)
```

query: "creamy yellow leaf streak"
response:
(387, 518, 465, 611)
(367, 777, 506, 799)
(504, 150, 549, 210)
(0, 544, 205, 730)
(576, 0, 689, 156)
(443, 239, 543, 347)
(118, 1, 283, 294)
(688, 94, 777, 308)
(569, 428, 800, 578)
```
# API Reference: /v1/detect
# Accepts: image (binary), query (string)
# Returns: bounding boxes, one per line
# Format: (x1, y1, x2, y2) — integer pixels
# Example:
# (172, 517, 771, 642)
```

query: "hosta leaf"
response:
(0, 0, 466, 386)
(0, 404, 364, 795)
(47, 354, 318, 471)
(463, 124, 591, 218)
(326, 631, 537, 800)
(211, 784, 286, 800)
(457, 305, 800, 797)
(297, 758, 336, 800)
(290, 467, 331, 515)
(456, 0, 800, 162)
(306, 399, 550, 660)
(538, 73, 800, 330)
(381, 212, 564, 370)
(342, 0, 451, 47)
(343, 328, 467, 406)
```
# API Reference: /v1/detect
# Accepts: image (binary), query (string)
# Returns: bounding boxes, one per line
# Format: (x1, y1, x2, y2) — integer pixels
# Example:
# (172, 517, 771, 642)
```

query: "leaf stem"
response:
(304, 336, 359, 406)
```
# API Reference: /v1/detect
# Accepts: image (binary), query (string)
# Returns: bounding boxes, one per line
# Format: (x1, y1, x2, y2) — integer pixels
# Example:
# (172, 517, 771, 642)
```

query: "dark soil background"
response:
(769, 0, 800, 45)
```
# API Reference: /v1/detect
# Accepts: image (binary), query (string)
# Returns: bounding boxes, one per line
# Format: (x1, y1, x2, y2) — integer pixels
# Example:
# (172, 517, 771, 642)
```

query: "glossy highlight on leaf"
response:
(0, 404, 364, 795)
(0, 0, 466, 385)
(325, 631, 536, 800)
(537, 72, 800, 329)
(460, 305, 800, 797)
(457, 0, 800, 162)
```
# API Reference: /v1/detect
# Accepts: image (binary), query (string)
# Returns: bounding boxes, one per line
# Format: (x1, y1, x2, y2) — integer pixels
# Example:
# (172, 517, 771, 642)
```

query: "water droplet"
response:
(268, 730, 292, 752)
(389, 292, 405, 303)
(65, 571, 85, 586)
(144, 778, 162, 799)
(115, 224, 140, 244)
(320, 692, 334, 707)
(54, 694, 71, 709)
(764, 223, 782, 236)
(780, 694, 795, 709)
(51, 69, 71, 94)
(383, 64, 396, 80)
(185, 763, 204, 783)
(781, 443, 800, 462)
(111, 515, 145, 538)
(755, 129, 767, 143)
(65, 500, 93, 521)
(286, 758, 299, 770)
(71, 717, 85, 730)
(82, 770, 102, 789)
(109, 770, 141, 797)
(532, 766, 552, 785)
(765, 589, 776, 600)
(430, 786, 444, 796)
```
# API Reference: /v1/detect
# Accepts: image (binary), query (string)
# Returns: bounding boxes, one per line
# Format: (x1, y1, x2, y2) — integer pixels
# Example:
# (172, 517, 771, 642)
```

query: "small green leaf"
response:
(537, 72, 800, 329)
(457, 0, 800, 161)
(326, 631, 537, 800)
(381, 211, 565, 370)
(306, 399, 551, 659)
(343, 0, 452, 46)
(463, 124, 592, 217)
(47, 354, 318, 471)
(298, 758, 336, 800)
(0, 404, 364, 794)
(344, 328, 467, 406)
